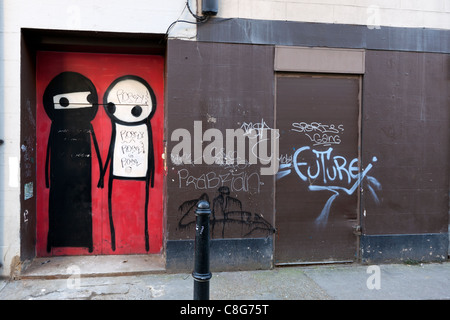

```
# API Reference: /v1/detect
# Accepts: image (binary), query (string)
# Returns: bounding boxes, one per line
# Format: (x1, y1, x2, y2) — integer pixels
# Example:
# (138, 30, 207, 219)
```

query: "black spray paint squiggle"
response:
(178, 186, 275, 238)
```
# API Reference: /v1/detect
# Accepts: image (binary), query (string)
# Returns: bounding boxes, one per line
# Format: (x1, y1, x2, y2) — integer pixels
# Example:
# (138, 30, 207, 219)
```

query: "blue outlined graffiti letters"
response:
(277, 146, 381, 226)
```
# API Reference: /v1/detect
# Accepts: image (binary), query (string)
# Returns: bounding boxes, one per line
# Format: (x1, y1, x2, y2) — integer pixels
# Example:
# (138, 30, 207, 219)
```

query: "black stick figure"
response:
(98, 75, 156, 251)
(43, 71, 102, 253)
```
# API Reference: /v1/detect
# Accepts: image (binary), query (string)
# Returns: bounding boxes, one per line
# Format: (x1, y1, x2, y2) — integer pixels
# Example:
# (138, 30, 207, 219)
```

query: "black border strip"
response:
(360, 233, 449, 263)
(198, 18, 450, 53)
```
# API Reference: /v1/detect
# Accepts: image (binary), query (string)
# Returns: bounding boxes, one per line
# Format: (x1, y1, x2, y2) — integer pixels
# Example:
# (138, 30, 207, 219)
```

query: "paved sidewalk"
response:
(0, 261, 449, 300)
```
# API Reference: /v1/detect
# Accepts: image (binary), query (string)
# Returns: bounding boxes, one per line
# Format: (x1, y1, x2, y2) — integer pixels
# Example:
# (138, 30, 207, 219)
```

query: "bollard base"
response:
(193, 279, 210, 300)
(193, 271, 212, 300)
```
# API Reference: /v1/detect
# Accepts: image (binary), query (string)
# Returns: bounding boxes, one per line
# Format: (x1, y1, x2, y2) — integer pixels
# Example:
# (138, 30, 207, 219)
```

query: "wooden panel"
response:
(20, 35, 38, 261)
(275, 46, 365, 74)
(275, 74, 361, 263)
(362, 50, 450, 235)
(165, 40, 276, 241)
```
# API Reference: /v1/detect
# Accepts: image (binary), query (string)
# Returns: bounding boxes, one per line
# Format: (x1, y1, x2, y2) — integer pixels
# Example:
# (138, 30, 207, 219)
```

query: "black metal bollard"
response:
(192, 200, 212, 300)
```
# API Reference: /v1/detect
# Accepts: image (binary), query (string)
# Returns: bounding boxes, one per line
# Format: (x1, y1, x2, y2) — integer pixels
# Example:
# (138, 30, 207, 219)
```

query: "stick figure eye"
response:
(87, 93, 95, 104)
(59, 97, 70, 107)
(131, 105, 142, 117)
(107, 102, 116, 114)
(53, 91, 92, 109)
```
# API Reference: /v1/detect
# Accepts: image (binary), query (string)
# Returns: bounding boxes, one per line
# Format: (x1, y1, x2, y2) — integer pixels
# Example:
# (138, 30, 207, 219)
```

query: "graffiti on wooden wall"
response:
(277, 122, 382, 226)
(178, 186, 275, 238)
(173, 118, 381, 234)
(172, 119, 278, 238)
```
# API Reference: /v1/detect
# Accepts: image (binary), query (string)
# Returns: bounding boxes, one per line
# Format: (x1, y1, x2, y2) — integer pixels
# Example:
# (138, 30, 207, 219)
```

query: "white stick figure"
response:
(99, 75, 156, 251)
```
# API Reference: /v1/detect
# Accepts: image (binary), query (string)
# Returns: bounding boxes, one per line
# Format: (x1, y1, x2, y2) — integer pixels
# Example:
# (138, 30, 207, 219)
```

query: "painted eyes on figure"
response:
(106, 103, 143, 118)
(53, 92, 94, 109)
(131, 105, 142, 117)
(107, 102, 116, 114)
(59, 97, 70, 107)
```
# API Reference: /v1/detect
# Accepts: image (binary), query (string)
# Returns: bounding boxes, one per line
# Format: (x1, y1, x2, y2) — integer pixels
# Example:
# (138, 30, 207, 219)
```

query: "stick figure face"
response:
(43, 72, 98, 122)
(103, 76, 156, 125)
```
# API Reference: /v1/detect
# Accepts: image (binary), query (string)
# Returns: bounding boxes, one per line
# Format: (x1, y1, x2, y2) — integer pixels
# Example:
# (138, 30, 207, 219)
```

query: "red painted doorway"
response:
(36, 51, 164, 256)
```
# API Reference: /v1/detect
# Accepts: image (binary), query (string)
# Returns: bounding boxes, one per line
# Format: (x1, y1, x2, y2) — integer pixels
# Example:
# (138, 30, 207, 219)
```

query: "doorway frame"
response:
(20, 28, 167, 265)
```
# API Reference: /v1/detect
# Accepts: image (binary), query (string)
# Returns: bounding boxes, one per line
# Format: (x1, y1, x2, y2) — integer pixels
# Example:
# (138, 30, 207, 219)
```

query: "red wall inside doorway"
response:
(36, 51, 165, 256)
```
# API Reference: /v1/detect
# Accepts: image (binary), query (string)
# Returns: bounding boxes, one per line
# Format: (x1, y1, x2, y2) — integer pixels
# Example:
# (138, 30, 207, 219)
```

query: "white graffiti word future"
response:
(277, 146, 381, 226)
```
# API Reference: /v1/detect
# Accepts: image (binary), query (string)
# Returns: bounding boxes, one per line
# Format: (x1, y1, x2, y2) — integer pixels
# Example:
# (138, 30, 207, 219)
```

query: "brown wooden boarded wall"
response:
(165, 40, 276, 270)
(360, 50, 449, 262)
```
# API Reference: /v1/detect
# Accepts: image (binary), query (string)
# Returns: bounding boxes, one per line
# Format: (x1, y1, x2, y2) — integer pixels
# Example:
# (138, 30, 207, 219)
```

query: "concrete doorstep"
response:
(19, 254, 166, 279)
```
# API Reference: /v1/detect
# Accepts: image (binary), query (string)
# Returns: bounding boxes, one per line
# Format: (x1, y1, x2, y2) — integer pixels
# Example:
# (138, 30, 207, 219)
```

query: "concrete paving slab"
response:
(303, 263, 450, 300)
(0, 273, 193, 300)
(1, 261, 449, 300)
(210, 267, 332, 300)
